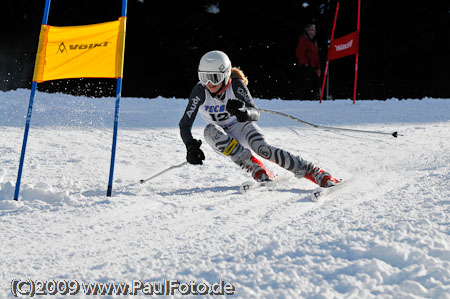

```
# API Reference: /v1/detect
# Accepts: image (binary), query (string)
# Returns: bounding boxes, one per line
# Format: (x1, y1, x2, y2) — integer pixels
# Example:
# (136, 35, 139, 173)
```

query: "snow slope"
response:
(1, 89, 450, 298)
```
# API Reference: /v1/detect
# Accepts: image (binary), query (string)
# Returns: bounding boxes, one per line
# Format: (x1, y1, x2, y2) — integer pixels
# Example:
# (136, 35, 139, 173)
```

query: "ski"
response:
(240, 180, 272, 194)
(239, 176, 288, 194)
(310, 180, 348, 202)
(310, 186, 329, 202)
(240, 177, 349, 202)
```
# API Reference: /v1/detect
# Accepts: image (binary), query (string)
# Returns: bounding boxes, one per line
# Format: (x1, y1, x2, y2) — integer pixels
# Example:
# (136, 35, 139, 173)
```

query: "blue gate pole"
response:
(107, 78, 123, 197)
(14, 0, 52, 201)
(107, 0, 128, 197)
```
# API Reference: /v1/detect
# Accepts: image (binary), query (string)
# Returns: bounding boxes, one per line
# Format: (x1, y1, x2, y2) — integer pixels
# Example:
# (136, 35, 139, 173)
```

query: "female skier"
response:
(179, 50, 338, 187)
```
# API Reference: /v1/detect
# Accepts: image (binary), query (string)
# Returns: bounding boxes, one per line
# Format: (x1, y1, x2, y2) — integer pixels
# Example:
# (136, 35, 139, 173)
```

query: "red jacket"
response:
(296, 36, 320, 72)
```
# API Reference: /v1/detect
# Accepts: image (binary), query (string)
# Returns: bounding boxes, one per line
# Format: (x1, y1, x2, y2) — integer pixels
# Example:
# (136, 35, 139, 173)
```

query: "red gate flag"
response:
(328, 31, 359, 61)
(321, 0, 360, 104)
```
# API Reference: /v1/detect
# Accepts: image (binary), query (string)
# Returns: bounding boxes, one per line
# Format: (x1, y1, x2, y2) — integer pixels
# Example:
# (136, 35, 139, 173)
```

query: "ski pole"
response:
(139, 161, 188, 184)
(257, 108, 402, 138)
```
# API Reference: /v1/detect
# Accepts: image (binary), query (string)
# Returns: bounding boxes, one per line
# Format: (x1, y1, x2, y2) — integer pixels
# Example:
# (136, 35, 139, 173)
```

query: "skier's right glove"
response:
(186, 139, 205, 165)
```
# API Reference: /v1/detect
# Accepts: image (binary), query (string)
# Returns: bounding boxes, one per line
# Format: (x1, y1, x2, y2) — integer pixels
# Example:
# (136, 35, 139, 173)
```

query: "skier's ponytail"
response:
(231, 67, 248, 86)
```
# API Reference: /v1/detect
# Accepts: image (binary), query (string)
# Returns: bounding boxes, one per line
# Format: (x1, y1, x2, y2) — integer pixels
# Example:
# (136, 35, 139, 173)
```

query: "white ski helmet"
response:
(198, 50, 232, 86)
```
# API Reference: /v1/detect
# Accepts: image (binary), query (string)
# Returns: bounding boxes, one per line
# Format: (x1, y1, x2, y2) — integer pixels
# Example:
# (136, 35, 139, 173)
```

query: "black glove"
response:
(186, 139, 205, 165)
(226, 99, 249, 122)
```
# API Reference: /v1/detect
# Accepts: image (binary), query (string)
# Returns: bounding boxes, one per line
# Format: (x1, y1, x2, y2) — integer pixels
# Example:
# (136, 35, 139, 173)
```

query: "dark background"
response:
(1, 0, 449, 100)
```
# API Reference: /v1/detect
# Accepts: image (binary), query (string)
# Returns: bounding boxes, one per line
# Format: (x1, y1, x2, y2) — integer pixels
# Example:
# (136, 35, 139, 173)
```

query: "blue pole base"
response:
(107, 185, 112, 197)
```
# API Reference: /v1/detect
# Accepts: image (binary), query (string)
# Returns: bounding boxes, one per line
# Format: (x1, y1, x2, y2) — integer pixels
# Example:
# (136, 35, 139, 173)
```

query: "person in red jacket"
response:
(296, 23, 321, 99)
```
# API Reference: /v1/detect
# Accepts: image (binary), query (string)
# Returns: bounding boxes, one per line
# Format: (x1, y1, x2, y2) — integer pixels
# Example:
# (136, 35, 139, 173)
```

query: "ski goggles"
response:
(198, 71, 226, 85)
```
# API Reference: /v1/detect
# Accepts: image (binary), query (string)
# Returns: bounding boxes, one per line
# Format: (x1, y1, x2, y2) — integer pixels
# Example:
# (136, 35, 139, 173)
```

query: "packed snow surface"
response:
(1, 89, 449, 298)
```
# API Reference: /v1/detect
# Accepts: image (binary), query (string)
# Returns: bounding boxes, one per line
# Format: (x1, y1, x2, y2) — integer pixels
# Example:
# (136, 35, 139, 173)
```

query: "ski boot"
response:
(298, 164, 339, 188)
(239, 154, 274, 182)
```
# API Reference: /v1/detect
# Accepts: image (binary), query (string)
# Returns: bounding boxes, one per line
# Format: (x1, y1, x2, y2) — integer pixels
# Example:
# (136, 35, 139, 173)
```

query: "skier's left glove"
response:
(186, 139, 205, 165)
(226, 99, 249, 122)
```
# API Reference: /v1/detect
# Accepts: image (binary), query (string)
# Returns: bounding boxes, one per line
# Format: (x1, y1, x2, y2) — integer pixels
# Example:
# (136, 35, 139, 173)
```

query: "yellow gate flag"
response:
(33, 17, 126, 83)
